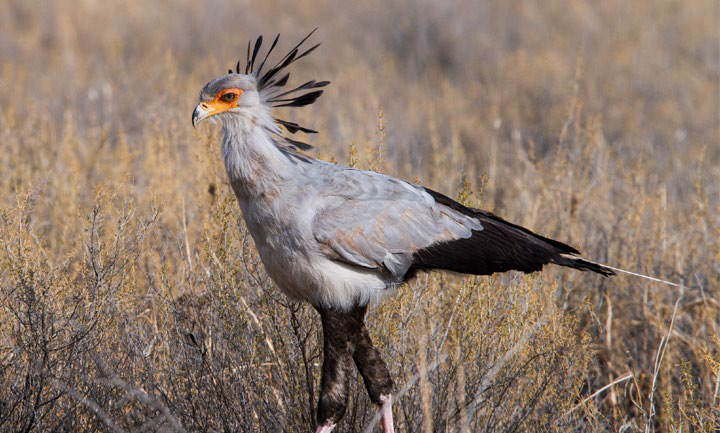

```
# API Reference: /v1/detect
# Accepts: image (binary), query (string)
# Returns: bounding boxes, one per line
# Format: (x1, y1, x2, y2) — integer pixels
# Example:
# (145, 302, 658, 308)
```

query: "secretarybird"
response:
(192, 30, 615, 433)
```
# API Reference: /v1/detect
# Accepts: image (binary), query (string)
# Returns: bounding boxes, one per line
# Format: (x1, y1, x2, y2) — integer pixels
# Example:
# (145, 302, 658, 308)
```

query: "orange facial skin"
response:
(198, 88, 244, 116)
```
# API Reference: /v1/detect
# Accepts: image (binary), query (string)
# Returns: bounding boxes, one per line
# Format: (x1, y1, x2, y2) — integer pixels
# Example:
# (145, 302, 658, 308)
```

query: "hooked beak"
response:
(192, 103, 212, 129)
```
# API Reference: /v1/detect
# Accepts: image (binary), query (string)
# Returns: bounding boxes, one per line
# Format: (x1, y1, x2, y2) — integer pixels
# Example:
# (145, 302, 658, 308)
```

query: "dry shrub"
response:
(0, 0, 718, 432)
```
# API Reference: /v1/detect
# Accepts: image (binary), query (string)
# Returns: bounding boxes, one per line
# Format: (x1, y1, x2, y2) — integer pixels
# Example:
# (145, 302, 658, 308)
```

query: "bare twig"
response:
(94, 359, 187, 433)
(646, 289, 683, 433)
(563, 372, 634, 417)
(465, 315, 549, 423)
(48, 377, 126, 433)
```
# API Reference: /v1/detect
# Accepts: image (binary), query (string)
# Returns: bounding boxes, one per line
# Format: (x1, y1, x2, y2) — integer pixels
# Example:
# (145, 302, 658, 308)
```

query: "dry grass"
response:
(1, 0, 718, 431)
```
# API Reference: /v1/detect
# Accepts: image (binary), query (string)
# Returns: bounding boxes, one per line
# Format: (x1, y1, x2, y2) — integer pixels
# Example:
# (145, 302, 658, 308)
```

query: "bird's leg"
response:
(352, 308, 395, 433)
(315, 306, 363, 432)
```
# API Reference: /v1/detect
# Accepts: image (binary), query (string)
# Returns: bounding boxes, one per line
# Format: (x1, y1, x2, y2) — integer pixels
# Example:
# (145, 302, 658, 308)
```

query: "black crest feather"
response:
(272, 90, 324, 108)
(230, 29, 327, 153)
(255, 34, 280, 77)
(249, 35, 263, 73)
(244, 40, 251, 74)
(268, 80, 330, 101)
(284, 137, 314, 151)
(275, 118, 318, 134)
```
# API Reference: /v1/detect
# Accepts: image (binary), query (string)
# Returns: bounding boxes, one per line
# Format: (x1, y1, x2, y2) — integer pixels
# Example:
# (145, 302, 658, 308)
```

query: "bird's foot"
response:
(380, 394, 394, 433)
(314, 421, 336, 433)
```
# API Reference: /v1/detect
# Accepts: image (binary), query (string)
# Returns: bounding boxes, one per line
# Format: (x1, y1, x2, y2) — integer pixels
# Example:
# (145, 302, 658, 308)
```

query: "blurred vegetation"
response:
(0, 0, 718, 431)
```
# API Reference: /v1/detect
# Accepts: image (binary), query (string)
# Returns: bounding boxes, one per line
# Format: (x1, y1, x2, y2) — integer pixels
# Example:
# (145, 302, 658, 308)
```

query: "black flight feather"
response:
(408, 188, 615, 277)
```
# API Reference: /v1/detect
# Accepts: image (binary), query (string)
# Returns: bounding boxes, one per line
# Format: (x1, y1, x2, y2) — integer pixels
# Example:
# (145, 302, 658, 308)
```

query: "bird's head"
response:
(192, 29, 328, 152)
(192, 74, 260, 127)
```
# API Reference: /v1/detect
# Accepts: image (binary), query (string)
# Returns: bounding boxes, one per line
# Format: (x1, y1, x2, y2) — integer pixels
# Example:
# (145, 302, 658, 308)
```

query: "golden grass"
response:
(0, 0, 718, 431)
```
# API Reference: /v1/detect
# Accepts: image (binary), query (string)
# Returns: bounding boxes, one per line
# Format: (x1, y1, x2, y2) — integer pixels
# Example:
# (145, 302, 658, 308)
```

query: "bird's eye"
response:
(221, 93, 237, 102)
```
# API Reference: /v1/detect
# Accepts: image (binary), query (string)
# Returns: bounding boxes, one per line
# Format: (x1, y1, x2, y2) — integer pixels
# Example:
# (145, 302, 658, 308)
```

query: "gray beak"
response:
(192, 103, 211, 129)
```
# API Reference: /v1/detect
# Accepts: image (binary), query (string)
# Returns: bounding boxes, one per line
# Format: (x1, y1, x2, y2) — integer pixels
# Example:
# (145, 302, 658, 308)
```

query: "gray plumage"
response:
(192, 31, 613, 433)
(311, 166, 483, 277)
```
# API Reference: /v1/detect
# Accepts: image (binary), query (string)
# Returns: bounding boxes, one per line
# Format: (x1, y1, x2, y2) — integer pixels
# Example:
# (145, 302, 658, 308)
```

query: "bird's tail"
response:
(556, 253, 689, 291)
(556, 253, 616, 276)
(415, 188, 685, 288)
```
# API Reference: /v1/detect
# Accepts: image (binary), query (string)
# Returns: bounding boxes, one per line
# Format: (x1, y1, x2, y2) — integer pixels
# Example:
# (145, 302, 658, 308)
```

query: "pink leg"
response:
(380, 394, 394, 433)
(314, 421, 336, 433)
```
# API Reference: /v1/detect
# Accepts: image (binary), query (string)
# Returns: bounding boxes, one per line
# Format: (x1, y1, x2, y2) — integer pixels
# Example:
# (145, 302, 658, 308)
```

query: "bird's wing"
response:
(310, 164, 614, 279)
(311, 168, 482, 277)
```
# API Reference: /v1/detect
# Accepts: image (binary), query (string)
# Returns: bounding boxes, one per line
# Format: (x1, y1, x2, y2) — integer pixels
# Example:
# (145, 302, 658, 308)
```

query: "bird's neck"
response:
(221, 110, 298, 199)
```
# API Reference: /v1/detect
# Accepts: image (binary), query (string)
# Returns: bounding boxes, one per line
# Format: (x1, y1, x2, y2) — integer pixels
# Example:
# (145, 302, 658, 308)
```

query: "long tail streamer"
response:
(598, 263, 686, 289)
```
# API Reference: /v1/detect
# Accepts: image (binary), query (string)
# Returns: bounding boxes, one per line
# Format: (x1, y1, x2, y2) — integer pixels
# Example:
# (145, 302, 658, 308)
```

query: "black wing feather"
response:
(410, 188, 615, 277)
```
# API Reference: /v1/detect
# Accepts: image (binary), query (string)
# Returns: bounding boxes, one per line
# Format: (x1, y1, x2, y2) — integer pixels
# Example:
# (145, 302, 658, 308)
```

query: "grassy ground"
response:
(0, 0, 718, 431)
